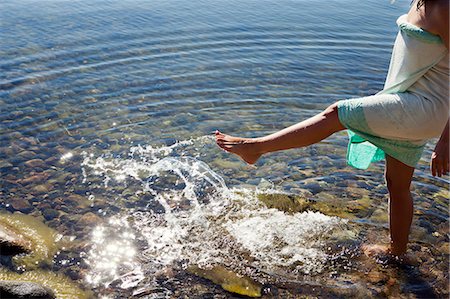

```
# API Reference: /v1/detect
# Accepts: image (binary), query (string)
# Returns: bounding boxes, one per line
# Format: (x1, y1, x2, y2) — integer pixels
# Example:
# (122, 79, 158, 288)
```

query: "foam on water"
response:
(226, 209, 341, 274)
(81, 137, 346, 291)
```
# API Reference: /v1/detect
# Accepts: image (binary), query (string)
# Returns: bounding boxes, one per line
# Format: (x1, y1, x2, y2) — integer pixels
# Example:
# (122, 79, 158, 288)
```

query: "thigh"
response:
(363, 93, 445, 140)
(339, 93, 445, 141)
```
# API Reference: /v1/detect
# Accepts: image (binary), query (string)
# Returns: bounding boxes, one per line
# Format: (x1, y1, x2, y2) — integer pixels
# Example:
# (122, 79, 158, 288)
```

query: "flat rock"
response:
(0, 281, 55, 299)
(367, 268, 387, 284)
(19, 173, 50, 185)
(257, 193, 311, 214)
(21, 137, 39, 146)
(9, 198, 34, 213)
(439, 242, 449, 254)
(188, 265, 261, 297)
(0, 160, 13, 169)
(32, 184, 52, 194)
(76, 212, 101, 227)
(42, 209, 59, 221)
(24, 159, 45, 169)
(17, 151, 36, 160)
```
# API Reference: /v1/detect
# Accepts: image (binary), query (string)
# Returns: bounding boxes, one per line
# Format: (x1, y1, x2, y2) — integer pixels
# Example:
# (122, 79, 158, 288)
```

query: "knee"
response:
(385, 174, 411, 194)
(322, 102, 345, 131)
(323, 102, 339, 116)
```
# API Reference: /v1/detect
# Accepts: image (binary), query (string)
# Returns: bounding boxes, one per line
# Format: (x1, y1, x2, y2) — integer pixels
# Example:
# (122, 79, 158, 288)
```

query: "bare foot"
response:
(362, 244, 391, 258)
(214, 131, 263, 165)
(362, 244, 417, 265)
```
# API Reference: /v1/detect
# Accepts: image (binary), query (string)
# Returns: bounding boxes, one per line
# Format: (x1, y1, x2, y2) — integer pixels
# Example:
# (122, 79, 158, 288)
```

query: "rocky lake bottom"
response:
(1, 0, 449, 297)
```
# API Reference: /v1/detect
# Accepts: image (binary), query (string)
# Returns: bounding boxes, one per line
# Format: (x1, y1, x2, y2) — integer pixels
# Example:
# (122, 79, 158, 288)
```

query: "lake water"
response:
(1, 0, 449, 298)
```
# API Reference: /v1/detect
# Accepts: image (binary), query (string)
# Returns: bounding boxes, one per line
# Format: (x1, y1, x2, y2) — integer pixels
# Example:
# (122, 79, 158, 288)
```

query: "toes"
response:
(216, 136, 239, 144)
(215, 135, 226, 142)
(218, 142, 231, 149)
(216, 139, 230, 146)
(214, 130, 225, 138)
(217, 139, 234, 144)
(218, 143, 232, 152)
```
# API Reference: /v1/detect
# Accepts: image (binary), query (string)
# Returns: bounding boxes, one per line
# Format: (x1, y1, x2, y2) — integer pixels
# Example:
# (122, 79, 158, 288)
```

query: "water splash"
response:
(226, 209, 342, 274)
(81, 136, 347, 292)
(84, 217, 143, 289)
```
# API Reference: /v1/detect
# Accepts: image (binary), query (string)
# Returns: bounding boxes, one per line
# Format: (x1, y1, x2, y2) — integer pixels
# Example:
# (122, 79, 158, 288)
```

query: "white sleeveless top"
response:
(337, 14, 449, 169)
(380, 14, 449, 99)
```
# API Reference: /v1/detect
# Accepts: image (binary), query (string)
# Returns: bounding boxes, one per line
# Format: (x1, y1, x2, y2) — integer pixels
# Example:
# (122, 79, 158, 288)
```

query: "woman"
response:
(215, 0, 449, 257)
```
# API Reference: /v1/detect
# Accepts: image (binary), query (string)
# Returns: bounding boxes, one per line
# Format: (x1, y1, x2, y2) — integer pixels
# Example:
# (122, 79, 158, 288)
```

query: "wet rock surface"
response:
(8, 198, 34, 214)
(0, 224, 32, 256)
(0, 269, 93, 299)
(188, 265, 262, 297)
(0, 213, 59, 269)
(42, 209, 59, 221)
(257, 193, 311, 214)
(0, 160, 14, 169)
(24, 159, 46, 169)
(76, 212, 102, 227)
(0, 281, 55, 299)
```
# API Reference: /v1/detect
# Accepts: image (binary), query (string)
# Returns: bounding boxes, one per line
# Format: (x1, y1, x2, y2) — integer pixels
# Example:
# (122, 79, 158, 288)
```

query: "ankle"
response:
(390, 243, 407, 256)
(251, 137, 267, 155)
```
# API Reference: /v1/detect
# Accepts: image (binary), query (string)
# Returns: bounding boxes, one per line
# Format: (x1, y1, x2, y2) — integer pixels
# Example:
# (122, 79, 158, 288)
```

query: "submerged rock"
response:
(439, 242, 449, 255)
(0, 160, 13, 169)
(310, 193, 372, 220)
(0, 223, 32, 255)
(257, 193, 311, 214)
(367, 268, 388, 284)
(19, 173, 50, 185)
(0, 269, 92, 299)
(42, 209, 59, 221)
(17, 150, 37, 161)
(0, 213, 59, 269)
(0, 281, 55, 299)
(24, 159, 46, 169)
(32, 184, 52, 195)
(256, 192, 372, 219)
(9, 198, 34, 214)
(188, 265, 262, 297)
(76, 212, 102, 227)
(369, 207, 388, 223)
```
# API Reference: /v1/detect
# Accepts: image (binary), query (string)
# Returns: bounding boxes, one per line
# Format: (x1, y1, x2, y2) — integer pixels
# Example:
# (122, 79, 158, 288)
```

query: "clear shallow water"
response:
(1, 0, 448, 298)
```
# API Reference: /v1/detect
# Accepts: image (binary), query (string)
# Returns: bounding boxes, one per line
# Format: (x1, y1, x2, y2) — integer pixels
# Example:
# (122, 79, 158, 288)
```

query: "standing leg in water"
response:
(215, 103, 345, 164)
(363, 155, 414, 257)
(386, 155, 414, 256)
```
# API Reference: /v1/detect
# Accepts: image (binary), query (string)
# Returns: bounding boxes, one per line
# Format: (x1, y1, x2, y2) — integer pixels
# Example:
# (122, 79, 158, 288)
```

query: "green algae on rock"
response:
(188, 265, 262, 297)
(310, 192, 372, 220)
(257, 193, 311, 214)
(432, 189, 450, 207)
(256, 191, 372, 219)
(0, 213, 59, 269)
(0, 268, 93, 299)
(0, 223, 32, 256)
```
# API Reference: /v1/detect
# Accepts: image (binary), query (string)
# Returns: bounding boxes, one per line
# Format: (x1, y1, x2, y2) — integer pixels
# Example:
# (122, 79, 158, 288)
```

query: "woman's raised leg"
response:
(215, 102, 345, 164)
